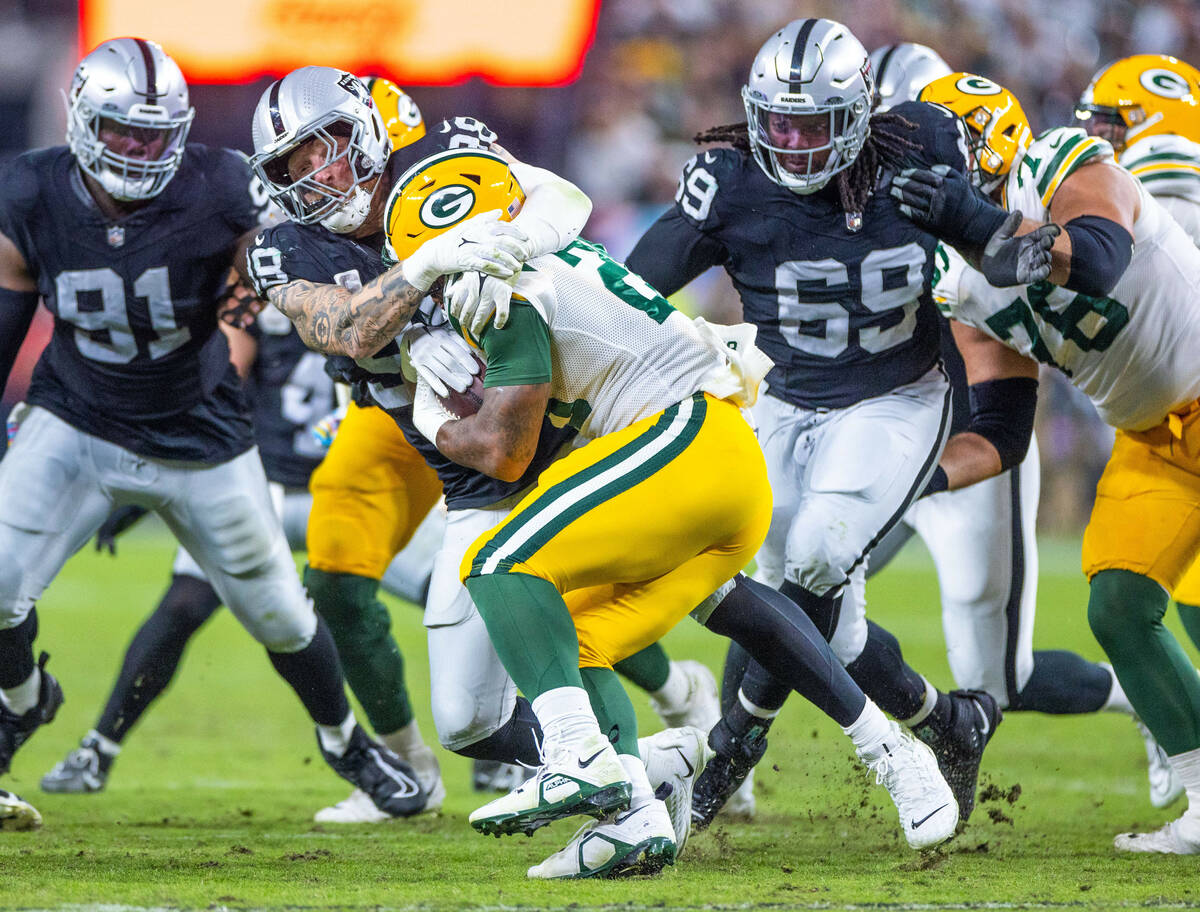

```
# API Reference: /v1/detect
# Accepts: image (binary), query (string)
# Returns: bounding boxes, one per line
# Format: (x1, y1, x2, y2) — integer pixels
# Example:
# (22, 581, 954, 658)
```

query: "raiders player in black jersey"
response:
(0, 39, 428, 829)
(625, 18, 1056, 826)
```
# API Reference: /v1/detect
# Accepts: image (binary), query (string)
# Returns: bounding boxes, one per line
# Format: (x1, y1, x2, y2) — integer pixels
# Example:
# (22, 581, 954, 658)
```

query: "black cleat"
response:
(0, 653, 64, 776)
(913, 689, 1002, 823)
(318, 724, 429, 818)
(690, 715, 768, 831)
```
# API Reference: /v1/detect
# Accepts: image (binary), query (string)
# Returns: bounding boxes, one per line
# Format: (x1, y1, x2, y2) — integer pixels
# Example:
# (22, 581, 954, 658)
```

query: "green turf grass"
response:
(2, 524, 1198, 910)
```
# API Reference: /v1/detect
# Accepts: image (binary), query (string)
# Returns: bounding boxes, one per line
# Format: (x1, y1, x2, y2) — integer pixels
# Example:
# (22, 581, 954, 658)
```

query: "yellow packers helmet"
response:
(919, 72, 1032, 192)
(385, 149, 525, 264)
(1075, 54, 1200, 151)
(364, 76, 426, 151)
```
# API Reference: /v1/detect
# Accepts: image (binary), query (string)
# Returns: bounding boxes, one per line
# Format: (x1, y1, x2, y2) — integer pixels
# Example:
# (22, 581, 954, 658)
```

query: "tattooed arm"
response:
(265, 263, 426, 358)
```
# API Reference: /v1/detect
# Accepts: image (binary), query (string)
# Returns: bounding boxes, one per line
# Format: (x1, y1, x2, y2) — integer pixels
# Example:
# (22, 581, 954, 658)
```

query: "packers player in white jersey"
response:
(1076, 54, 1200, 809)
(893, 72, 1200, 854)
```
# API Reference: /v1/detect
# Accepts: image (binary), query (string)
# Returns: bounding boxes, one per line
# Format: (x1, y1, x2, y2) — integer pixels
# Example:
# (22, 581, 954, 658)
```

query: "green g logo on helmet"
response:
(419, 185, 476, 229)
(955, 75, 1002, 96)
(1141, 68, 1192, 99)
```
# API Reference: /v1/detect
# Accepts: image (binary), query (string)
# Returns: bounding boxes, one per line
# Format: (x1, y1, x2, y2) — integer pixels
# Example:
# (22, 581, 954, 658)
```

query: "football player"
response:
(1074, 55, 1200, 809)
(896, 73, 1200, 854)
(623, 19, 1053, 826)
(0, 39, 430, 828)
(36, 78, 447, 821)
(361, 145, 978, 877)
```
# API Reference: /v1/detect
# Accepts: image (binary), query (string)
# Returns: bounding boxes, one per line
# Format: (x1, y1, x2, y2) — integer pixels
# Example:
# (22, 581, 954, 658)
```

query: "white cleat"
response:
(1134, 719, 1184, 809)
(527, 798, 676, 879)
(469, 731, 631, 837)
(650, 661, 721, 732)
(722, 768, 757, 822)
(0, 789, 42, 831)
(314, 788, 394, 824)
(858, 721, 958, 850)
(1115, 815, 1200, 854)
(639, 726, 712, 855)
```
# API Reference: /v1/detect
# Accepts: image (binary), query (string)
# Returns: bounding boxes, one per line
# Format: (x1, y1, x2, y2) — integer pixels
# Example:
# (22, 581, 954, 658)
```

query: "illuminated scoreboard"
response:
(79, 0, 600, 85)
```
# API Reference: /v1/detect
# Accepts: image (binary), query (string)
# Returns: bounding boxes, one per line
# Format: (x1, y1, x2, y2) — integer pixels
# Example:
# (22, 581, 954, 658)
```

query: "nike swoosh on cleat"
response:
(614, 807, 639, 824)
(975, 702, 991, 737)
(577, 748, 606, 769)
(673, 746, 695, 778)
(911, 804, 950, 829)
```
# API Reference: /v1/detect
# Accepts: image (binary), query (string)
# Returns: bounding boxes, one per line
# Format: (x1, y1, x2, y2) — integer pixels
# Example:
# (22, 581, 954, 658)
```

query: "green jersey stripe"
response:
(469, 394, 707, 576)
(1125, 151, 1200, 168)
(1036, 134, 1086, 197)
(1138, 169, 1200, 184)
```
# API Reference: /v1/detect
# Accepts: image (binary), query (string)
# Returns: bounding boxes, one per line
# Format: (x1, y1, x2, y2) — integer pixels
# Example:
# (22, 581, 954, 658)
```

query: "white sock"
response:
(618, 752, 654, 807)
(1, 667, 41, 716)
(842, 700, 894, 755)
(1169, 746, 1200, 833)
(380, 719, 426, 759)
(650, 662, 691, 712)
(86, 729, 121, 757)
(1100, 663, 1135, 715)
(532, 686, 600, 746)
(316, 710, 357, 758)
(900, 679, 939, 728)
(738, 690, 781, 721)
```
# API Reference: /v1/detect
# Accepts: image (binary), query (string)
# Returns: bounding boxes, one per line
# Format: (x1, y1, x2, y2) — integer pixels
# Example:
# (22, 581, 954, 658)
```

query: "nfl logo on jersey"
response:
(106, 226, 125, 248)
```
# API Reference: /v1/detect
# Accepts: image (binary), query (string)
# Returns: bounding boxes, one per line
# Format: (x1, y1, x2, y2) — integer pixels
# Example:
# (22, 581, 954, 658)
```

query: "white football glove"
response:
(403, 325, 480, 398)
(446, 271, 519, 336)
(412, 377, 458, 445)
(401, 210, 531, 292)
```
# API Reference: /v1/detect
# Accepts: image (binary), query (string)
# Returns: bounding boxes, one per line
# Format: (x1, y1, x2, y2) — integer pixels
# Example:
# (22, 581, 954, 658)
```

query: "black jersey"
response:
(626, 101, 971, 410)
(0, 145, 263, 462)
(248, 307, 335, 487)
(247, 192, 576, 511)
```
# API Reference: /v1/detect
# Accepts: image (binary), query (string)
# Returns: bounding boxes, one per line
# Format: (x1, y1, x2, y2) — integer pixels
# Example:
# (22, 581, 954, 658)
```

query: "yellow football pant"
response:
(461, 393, 772, 669)
(1082, 400, 1200, 592)
(308, 401, 442, 579)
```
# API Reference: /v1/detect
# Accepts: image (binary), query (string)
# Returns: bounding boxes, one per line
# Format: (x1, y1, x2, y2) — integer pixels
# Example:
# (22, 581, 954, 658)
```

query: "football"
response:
(438, 350, 487, 418)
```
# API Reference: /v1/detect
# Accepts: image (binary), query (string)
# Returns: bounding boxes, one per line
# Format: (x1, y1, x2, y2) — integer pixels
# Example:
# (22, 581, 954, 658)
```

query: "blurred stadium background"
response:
(2, 0, 1197, 532)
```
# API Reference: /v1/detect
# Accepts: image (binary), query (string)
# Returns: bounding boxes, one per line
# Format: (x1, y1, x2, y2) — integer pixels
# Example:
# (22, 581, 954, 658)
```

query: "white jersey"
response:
(1121, 133, 1200, 246)
(934, 129, 1200, 430)
(505, 239, 770, 440)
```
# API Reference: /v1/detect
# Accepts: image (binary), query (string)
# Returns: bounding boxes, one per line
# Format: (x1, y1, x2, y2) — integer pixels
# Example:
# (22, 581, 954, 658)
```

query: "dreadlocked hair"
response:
(693, 112, 921, 216)
(836, 111, 920, 216)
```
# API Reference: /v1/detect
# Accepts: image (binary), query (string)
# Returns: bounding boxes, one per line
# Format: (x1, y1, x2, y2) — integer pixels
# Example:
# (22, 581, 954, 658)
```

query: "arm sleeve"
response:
(625, 207, 728, 298)
(479, 301, 552, 387)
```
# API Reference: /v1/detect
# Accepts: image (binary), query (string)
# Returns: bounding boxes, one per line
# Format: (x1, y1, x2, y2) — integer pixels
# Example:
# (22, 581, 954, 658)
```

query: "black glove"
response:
(890, 164, 1008, 249)
(95, 504, 150, 555)
(979, 211, 1061, 287)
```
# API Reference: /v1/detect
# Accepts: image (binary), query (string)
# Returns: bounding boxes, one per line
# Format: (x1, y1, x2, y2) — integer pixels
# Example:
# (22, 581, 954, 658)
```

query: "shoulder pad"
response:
(1018, 127, 1114, 209)
(1121, 134, 1200, 201)
(0, 151, 46, 222)
(889, 100, 971, 174)
(673, 147, 745, 229)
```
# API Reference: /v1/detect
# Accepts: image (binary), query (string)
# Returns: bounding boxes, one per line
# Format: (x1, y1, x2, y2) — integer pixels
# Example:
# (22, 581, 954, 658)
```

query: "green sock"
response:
(304, 566, 413, 734)
(1089, 570, 1200, 755)
(581, 666, 640, 756)
(466, 573, 583, 700)
(614, 642, 671, 693)
(1176, 602, 1200, 653)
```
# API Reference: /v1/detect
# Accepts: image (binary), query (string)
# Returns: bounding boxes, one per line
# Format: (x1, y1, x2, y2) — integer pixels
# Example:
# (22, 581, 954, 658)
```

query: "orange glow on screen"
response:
(79, 0, 600, 86)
